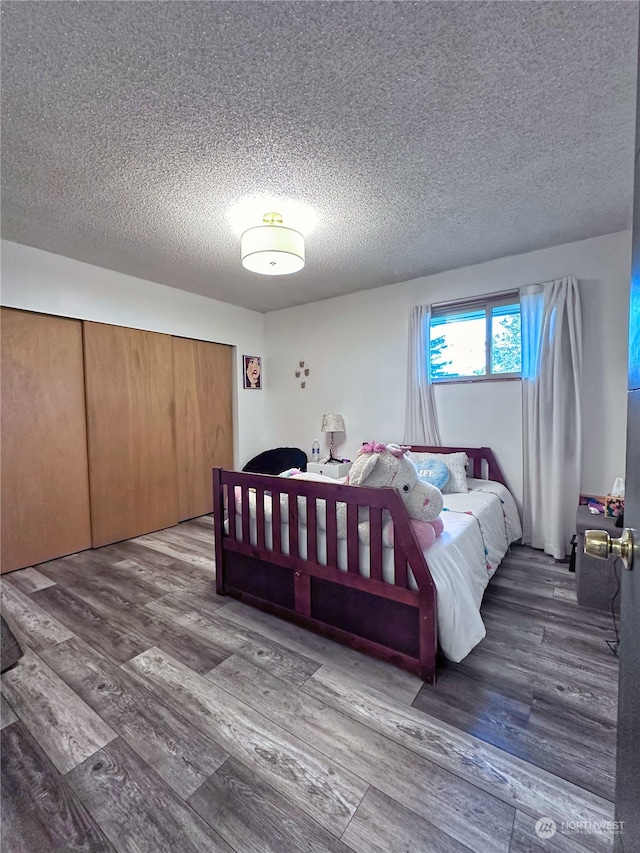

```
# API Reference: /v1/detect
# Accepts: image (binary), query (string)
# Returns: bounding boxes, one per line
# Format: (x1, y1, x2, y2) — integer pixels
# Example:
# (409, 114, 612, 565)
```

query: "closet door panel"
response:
(1, 308, 92, 572)
(84, 322, 179, 547)
(173, 338, 233, 520)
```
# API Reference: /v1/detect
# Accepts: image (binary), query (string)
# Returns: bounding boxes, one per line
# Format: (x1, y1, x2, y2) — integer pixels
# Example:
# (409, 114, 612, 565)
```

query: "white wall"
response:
(3, 232, 630, 498)
(0, 240, 267, 467)
(264, 231, 632, 506)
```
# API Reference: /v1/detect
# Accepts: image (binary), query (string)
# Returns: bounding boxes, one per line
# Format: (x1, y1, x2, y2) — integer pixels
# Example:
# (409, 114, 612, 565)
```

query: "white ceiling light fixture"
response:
(241, 212, 305, 276)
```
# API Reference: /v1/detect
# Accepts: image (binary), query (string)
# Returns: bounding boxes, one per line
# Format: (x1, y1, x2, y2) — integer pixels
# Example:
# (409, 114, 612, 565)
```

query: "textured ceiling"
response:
(1, 1, 638, 313)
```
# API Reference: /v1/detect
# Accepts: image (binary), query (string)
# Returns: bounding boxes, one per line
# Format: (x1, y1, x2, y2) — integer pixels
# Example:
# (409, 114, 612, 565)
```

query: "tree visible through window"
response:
(430, 296, 521, 381)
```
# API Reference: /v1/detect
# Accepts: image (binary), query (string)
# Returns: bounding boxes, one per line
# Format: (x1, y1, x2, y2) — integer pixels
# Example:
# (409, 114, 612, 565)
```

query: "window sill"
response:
(431, 375, 521, 386)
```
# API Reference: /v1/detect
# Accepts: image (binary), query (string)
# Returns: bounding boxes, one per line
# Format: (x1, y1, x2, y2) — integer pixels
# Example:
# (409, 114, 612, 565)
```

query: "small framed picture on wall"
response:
(243, 355, 262, 389)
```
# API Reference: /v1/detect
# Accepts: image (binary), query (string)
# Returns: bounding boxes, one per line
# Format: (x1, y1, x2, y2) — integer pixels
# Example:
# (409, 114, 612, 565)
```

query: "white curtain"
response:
(521, 276, 582, 559)
(404, 304, 441, 445)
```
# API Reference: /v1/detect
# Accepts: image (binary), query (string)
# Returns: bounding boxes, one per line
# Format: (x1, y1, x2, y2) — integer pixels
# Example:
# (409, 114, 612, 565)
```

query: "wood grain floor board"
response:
(454, 640, 617, 725)
(33, 559, 158, 616)
(488, 574, 556, 598)
(180, 515, 215, 538)
(541, 624, 620, 666)
(36, 579, 227, 675)
(342, 786, 475, 853)
(509, 810, 601, 853)
(32, 585, 152, 664)
(479, 609, 546, 646)
(216, 600, 423, 705)
(188, 756, 352, 853)
(480, 597, 613, 643)
(67, 737, 234, 853)
(1, 650, 117, 773)
(112, 603, 229, 674)
(123, 646, 368, 838)
(100, 539, 218, 594)
(1, 720, 116, 853)
(138, 524, 214, 551)
(553, 586, 579, 602)
(40, 635, 229, 799)
(0, 579, 75, 649)
(412, 679, 615, 801)
(0, 692, 17, 730)
(409, 666, 534, 743)
(150, 523, 215, 547)
(0, 526, 618, 853)
(186, 514, 214, 527)
(300, 664, 615, 853)
(502, 546, 565, 569)
(38, 551, 163, 606)
(131, 530, 216, 571)
(148, 588, 227, 619)
(528, 694, 617, 759)
(206, 654, 516, 853)
(525, 698, 617, 797)
(5, 566, 56, 594)
(492, 557, 577, 585)
(477, 634, 618, 691)
(146, 595, 320, 686)
(482, 584, 613, 629)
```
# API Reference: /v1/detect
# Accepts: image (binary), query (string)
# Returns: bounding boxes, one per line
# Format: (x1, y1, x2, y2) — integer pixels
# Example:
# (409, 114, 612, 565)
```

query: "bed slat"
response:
(272, 486, 282, 553)
(394, 548, 408, 589)
(241, 486, 250, 543)
(306, 497, 318, 563)
(288, 491, 299, 559)
(369, 506, 383, 582)
(326, 498, 338, 568)
(255, 486, 266, 549)
(346, 503, 359, 573)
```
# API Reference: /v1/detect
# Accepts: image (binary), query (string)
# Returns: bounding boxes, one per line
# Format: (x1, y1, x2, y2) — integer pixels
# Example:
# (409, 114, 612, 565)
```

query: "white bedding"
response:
(232, 478, 522, 662)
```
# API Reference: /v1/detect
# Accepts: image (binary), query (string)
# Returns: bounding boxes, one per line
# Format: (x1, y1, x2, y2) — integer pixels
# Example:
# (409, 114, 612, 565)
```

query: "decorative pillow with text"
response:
(411, 452, 469, 493)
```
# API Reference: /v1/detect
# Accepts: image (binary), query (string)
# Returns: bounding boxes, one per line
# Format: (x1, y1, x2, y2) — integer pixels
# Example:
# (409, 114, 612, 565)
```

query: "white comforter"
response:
(232, 478, 522, 662)
(420, 479, 521, 661)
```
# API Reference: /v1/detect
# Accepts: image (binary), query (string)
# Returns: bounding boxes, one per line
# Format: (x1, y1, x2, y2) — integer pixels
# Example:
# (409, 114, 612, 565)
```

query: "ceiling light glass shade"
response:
(241, 223, 305, 275)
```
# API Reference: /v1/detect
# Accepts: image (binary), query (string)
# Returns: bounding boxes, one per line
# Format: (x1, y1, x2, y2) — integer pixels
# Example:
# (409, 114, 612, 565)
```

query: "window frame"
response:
(429, 292, 522, 384)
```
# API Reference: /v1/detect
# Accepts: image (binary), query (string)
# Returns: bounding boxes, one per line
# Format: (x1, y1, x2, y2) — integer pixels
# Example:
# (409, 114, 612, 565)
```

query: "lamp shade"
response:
(321, 414, 345, 433)
(241, 222, 305, 275)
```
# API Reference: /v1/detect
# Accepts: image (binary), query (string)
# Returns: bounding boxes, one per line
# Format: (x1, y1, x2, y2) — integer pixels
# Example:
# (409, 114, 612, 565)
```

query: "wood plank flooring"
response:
(1, 520, 619, 853)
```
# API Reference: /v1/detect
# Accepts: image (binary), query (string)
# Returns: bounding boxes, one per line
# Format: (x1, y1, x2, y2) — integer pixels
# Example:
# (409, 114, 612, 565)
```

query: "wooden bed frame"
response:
(213, 446, 506, 683)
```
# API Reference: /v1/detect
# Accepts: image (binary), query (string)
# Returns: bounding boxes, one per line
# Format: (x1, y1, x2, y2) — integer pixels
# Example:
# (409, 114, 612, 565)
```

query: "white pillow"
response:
(412, 451, 469, 493)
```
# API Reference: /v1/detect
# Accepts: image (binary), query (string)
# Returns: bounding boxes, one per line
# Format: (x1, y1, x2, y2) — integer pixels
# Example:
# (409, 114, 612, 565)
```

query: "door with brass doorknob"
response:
(584, 527, 635, 571)
(610, 62, 640, 853)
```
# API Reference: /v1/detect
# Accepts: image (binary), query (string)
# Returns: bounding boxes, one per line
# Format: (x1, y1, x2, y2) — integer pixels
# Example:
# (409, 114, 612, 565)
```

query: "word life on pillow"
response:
(411, 451, 469, 493)
(416, 459, 450, 491)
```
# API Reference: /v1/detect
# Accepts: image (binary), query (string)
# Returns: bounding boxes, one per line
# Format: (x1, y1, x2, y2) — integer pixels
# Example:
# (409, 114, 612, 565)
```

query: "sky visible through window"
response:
(430, 303, 521, 379)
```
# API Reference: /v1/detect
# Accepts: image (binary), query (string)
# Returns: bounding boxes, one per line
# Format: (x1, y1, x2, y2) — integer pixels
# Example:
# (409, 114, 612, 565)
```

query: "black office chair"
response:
(242, 447, 307, 475)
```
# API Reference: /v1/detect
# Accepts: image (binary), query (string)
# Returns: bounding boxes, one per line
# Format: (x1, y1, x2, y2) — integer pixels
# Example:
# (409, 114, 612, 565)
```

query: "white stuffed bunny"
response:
(339, 442, 444, 548)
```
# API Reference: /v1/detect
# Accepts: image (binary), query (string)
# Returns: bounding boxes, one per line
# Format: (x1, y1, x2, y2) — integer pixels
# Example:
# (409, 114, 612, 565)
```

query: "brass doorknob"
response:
(585, 528, 634, 571)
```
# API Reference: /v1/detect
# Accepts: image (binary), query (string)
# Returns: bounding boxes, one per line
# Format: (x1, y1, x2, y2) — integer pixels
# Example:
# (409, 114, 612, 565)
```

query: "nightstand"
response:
(307, 462, 351, 478)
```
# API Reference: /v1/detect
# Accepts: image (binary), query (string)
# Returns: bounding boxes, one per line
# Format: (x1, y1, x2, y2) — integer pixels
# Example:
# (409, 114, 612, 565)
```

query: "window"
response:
(429, 294, 521, 381)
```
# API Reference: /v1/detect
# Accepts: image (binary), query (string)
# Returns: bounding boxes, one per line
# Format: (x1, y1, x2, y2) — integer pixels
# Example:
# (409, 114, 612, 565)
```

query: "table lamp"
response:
(321, 414, 345, 463)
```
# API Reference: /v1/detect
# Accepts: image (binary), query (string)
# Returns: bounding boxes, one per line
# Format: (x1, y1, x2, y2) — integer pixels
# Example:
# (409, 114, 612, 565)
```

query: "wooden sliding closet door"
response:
(84, 322, 179, 547)
(173, 337, 233, 519)
(1, 308, 92, 572)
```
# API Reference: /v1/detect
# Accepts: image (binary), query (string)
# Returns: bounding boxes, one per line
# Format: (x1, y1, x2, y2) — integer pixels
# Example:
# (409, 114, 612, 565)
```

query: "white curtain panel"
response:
(521, 276, 583, 559)
(404, 304, 441, 446)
